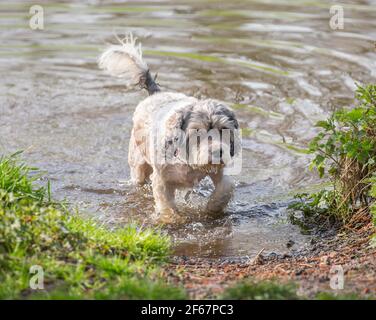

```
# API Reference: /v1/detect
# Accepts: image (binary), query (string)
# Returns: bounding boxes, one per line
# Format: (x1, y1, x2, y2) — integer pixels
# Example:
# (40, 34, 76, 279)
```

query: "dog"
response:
(99, 33, 241, 223)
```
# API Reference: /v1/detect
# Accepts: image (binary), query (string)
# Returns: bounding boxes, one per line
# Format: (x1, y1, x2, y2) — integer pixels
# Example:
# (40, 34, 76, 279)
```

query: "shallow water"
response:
(1, 0, 376, 258)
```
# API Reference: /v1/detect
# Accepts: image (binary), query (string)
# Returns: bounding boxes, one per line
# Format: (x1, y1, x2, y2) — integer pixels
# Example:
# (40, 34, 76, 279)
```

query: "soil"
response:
(166, 222, 376, 299)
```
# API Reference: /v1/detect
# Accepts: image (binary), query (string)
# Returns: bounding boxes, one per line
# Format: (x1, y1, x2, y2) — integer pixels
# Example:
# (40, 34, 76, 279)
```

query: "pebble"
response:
(320, 255, 330, 265)
(286, 240, 295, 248)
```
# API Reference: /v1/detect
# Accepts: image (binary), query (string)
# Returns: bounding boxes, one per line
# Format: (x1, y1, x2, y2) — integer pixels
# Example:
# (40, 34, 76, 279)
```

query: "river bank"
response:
(166, 221, 375, 299)
(0, 153, 374, 299)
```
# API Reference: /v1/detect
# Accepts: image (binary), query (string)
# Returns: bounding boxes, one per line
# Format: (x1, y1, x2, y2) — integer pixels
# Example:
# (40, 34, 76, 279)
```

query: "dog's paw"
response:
(205, 202, 226, 219)
(156, 208, 186, 225)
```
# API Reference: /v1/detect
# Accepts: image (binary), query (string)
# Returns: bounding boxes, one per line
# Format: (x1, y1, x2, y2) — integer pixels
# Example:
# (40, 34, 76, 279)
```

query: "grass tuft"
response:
(221, 280, 299, 300)
(315, 292, 371, 300)
(0, 152, 45, 202)
(0, 154, 184, 300)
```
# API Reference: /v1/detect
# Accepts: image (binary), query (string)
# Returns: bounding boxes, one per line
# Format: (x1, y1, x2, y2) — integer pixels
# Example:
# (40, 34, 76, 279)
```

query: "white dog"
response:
(99, 34, 241, 223)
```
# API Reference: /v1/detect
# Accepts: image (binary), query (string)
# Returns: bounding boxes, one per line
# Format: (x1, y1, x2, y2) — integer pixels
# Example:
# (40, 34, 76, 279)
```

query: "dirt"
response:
(166, 222, 376, 299)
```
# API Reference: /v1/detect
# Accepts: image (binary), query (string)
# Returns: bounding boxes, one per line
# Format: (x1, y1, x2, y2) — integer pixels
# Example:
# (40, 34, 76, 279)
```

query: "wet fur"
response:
(99, 34, 240, 223)
(129, 93, 239, 222)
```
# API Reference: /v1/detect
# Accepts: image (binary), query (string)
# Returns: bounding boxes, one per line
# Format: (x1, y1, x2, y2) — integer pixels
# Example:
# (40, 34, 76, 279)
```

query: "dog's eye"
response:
(167, 139, 173, 145)
(174, 136, 179, 142)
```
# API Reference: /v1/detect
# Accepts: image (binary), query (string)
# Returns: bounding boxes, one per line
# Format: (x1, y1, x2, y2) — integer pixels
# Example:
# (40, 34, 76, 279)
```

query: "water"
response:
(1, 0, 376, 258)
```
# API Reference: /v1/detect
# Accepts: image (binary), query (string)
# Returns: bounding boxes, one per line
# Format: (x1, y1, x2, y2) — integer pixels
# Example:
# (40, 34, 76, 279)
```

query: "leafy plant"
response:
(289, 84, 376, 228)
(288, 191, 342, 233)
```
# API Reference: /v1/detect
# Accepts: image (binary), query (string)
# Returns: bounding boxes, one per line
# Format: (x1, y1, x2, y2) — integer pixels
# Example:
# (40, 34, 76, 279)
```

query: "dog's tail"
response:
(98, 33, 160, 95)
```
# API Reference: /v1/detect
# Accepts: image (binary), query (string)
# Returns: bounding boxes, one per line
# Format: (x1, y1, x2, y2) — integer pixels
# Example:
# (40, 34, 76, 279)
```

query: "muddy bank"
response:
(166, 222, 376, 299)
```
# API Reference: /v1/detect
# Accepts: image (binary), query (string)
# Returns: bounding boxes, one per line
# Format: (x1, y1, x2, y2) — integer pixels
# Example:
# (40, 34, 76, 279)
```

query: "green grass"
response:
(221, 280, 299, 300)
(221, 279, 374, 300)
(0, 151, 45, 201)
(0, 153, 185, 299)
(315, 292, 371, 300)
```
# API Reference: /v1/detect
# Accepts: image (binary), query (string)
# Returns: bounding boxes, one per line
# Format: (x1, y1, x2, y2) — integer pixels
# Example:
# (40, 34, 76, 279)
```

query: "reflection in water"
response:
(0, 0, 375, 258)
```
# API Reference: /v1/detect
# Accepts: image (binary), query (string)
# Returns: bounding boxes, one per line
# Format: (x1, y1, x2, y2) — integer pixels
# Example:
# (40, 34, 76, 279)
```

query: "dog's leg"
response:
(128, 130, 152, 184)
(207, 172, 234, 216)
(151, 172, 180, 223)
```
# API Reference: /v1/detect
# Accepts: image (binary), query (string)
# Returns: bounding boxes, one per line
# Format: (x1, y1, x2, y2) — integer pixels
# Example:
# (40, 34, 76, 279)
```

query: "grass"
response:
(0, 153, 185, 299)
(221, 279, 374, 300)
(315, 292, 371, 300)
(221, 280, 299, 300)
(0, 151, 45, 201)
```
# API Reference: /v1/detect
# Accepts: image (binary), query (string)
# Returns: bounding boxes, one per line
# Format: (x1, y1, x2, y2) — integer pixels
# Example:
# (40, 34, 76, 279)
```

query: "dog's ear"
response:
(165, 108, 192, 132)
(214, 104, 239, 129)
(226, 110, 239, 129)
(232, 116, 239, 129)
(163, 108, 192, 157)
(162, 109, 190, 161)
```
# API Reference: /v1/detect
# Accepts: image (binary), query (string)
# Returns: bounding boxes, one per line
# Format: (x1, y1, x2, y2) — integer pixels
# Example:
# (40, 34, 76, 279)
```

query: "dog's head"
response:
(163, 100, 240, 172)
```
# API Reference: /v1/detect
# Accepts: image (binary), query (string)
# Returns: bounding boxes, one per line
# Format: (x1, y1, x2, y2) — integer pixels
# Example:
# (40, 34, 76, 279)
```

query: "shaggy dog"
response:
(99, 34, 241, 223)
